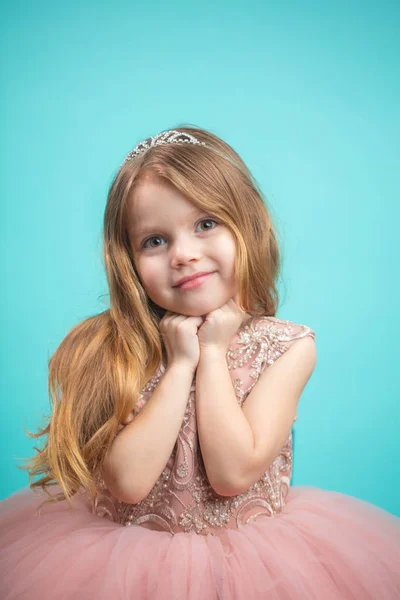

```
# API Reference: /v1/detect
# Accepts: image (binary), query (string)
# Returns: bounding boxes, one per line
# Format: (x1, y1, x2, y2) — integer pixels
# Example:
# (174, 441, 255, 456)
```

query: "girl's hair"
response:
(18, 124, 282, 511)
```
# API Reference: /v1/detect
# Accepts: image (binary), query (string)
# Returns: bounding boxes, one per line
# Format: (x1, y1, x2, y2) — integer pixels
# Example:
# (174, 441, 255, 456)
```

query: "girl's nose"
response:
(169, 237, 202, 267)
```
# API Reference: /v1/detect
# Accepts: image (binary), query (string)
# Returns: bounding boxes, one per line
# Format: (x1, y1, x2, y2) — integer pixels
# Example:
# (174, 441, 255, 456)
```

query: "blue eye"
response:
(141, 218, 217, 249)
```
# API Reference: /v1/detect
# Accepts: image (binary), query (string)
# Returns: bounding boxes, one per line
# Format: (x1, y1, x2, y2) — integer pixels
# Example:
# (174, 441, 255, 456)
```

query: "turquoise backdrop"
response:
(1, 0, 399, 516)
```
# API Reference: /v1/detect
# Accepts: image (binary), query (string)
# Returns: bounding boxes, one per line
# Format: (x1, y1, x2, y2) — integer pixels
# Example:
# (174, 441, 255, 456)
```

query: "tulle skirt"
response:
(1, 483, 400, 599)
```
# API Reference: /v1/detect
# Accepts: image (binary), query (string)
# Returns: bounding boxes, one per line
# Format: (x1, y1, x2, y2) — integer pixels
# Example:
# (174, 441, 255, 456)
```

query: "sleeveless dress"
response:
(1, 315, 399, 599)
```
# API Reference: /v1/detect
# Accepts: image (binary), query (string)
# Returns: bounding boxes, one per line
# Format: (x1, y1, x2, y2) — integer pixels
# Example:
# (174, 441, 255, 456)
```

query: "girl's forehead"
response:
(127, 181, 203, 236)
(133, 177, 174, 199)
(131, 170, 209, 215)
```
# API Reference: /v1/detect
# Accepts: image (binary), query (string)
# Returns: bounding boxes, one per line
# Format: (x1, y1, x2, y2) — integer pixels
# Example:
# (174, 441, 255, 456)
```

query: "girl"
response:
(0, 126, 399, 600)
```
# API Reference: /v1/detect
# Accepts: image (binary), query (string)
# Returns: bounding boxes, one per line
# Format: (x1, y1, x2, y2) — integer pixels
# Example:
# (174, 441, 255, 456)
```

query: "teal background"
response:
(1, 1, 399, 516)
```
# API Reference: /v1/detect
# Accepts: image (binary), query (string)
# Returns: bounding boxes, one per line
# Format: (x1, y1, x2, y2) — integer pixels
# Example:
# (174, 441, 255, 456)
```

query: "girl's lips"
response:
(176, 272, 214, 290)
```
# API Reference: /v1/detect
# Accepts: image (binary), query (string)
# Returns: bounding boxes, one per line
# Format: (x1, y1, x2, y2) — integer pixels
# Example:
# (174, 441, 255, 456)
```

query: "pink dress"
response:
(1, 315, 400, 599)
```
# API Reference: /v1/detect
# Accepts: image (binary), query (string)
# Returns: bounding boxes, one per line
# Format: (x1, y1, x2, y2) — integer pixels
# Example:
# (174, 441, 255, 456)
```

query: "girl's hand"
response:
(197, 298, 248, 353)
(159, 311, 204, 371)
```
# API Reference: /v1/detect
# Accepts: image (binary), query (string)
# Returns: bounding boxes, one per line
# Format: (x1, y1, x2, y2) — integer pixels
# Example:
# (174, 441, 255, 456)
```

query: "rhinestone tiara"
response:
(120, 129, 207, 169)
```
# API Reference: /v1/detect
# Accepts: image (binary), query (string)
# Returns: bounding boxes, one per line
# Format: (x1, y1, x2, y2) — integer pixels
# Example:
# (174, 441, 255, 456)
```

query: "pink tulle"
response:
(1, 484, 399, 599)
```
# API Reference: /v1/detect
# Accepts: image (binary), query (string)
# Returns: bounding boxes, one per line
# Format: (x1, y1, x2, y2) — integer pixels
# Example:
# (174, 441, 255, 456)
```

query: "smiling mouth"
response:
(175, 272, 214, 290)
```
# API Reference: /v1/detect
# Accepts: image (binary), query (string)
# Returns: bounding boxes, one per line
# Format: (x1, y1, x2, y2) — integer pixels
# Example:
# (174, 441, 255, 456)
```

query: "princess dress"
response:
(1, 315, 399, 599)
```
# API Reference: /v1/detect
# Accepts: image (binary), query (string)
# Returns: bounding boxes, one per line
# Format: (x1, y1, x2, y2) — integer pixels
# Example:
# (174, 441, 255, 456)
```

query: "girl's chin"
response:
(168, 302, 226, 318)
(155, 291, 236, 317)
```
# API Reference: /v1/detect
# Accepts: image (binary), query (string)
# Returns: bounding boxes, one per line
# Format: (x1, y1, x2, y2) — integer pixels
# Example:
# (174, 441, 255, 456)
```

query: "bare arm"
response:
(195, 348, 254, 496)
(196, 337, 316, 496)
(102, 361, 195, 504)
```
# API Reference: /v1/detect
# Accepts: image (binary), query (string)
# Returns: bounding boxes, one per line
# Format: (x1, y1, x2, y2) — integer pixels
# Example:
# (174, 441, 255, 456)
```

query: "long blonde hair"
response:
(18, 125, 282, 511)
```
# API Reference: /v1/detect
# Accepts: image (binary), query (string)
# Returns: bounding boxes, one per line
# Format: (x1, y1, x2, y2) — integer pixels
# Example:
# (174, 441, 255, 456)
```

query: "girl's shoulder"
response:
(226, 314, 316, 404)
(234, 314, 315, 349)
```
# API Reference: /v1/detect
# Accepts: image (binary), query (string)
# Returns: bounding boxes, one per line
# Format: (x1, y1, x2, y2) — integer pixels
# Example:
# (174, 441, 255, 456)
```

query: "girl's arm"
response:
(196, 336, 316, 496)
(102, 361, 195, 504)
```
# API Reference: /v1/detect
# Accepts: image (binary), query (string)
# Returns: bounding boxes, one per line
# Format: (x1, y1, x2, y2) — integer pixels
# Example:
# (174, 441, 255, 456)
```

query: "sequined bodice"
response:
(92, 315, 315, 537)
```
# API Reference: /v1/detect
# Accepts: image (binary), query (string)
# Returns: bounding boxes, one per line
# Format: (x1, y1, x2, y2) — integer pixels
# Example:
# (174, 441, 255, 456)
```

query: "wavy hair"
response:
(18, 124, 282, 512)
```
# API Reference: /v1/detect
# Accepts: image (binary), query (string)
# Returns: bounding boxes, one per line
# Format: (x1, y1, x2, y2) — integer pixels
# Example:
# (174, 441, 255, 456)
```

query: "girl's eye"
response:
(141, 218, 217, 249)
(142, 235, 164, 249)
(198, 218, 216, 232)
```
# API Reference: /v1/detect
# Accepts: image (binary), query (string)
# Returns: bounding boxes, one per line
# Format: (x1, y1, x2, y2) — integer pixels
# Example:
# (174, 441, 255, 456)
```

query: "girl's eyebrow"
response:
(133, 208, 206, 238)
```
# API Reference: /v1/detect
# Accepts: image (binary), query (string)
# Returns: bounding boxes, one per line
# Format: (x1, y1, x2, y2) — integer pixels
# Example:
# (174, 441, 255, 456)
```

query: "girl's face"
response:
(126, 176, 239, 317)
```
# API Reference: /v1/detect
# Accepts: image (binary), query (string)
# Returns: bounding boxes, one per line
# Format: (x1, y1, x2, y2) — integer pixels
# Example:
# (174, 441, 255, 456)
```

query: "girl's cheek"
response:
(134, 259, 150, 287)
(137, 260, 161, 286)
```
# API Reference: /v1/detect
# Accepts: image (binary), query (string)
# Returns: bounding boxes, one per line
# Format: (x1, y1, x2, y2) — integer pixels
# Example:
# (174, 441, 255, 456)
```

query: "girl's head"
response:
(104, 125, 280, 322)
(20, 125, 282, 510)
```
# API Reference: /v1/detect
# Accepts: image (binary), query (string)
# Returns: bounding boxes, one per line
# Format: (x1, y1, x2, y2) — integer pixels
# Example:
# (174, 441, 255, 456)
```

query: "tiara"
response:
(120, 129, 207, 169)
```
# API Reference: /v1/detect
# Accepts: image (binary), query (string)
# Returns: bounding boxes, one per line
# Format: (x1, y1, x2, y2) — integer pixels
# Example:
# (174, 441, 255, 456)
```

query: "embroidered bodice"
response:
(92, 315, 315, 537)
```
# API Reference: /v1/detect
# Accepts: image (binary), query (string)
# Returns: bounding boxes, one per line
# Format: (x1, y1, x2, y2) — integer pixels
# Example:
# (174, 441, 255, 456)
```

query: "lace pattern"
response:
(92, 316, 315, 536)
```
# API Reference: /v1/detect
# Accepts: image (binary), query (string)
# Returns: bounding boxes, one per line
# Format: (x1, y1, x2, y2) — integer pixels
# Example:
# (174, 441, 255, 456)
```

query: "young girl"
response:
(1, 126, 399, 600)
